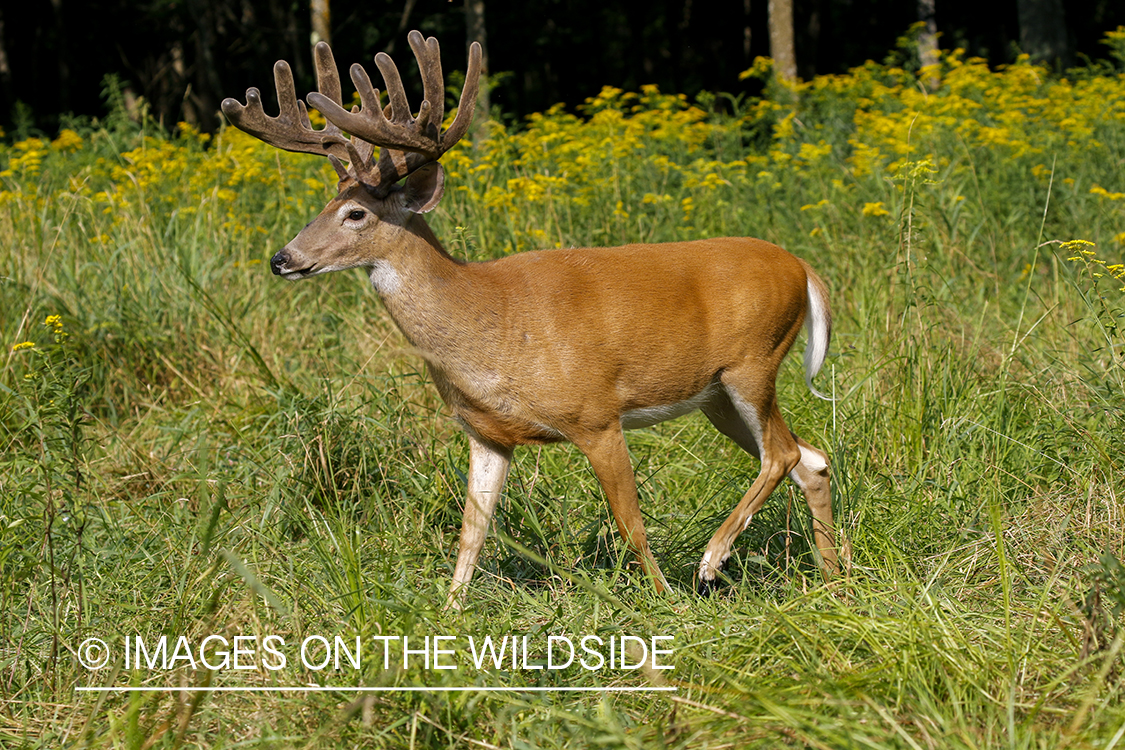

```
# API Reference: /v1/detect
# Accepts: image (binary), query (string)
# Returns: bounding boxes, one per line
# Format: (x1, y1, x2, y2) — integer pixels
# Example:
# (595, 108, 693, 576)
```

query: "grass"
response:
(2, 38, 1125, 748)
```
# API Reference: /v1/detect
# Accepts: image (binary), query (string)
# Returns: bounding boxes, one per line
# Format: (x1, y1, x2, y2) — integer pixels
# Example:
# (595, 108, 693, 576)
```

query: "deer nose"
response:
(270, 250, 288, 276)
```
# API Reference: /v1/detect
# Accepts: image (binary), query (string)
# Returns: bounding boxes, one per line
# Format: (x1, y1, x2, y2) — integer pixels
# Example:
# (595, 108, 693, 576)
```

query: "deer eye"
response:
(347, 209, 366, 221)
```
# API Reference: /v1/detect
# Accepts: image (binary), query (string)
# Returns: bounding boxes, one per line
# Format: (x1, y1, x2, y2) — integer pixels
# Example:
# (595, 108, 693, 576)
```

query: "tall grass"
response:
(1, 34, 1124, 748)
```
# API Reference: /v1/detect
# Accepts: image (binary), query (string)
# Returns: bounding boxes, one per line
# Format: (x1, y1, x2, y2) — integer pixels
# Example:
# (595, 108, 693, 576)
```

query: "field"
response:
(2, 36, 1125, 748)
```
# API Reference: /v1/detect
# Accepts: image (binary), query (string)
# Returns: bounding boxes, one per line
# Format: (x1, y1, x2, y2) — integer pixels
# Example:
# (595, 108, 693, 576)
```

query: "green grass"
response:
(2, 54, 1125, 747)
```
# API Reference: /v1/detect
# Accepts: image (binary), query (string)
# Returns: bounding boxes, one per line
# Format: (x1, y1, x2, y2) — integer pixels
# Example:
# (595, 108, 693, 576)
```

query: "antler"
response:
(220, 43, 352, 167)
(308, 31, 482, 194)
(223, 31, 482, 195)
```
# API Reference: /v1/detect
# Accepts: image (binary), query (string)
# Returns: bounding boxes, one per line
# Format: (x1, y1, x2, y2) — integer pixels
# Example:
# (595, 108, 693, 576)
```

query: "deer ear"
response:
(402, 163, 445, 213)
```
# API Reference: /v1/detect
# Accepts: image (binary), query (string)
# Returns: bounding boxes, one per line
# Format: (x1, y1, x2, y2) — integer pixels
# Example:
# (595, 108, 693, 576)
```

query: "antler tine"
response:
(312, 43, 357, 152)
(442, 41, 482, 149)
(312, 42, 343, 111)
(408, 31, 444, 139)
(373, 52, 413, 126)
(339, 64, 385, 128)
(221, 57, 351, 162)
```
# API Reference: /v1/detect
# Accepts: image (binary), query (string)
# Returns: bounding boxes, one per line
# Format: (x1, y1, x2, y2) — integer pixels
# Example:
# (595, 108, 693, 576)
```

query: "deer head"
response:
(221, 32, 482, 281)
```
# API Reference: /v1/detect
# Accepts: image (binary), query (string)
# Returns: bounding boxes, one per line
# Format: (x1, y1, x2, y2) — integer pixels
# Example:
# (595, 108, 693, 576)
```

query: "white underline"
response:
(76, 685, 677, 693)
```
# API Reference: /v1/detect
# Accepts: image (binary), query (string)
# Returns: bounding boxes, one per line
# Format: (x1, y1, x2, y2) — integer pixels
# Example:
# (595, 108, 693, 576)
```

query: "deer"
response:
(222, 31, 846, 608)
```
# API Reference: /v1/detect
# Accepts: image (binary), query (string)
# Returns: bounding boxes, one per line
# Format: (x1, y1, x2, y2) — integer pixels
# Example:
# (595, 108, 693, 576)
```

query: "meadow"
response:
(2, 32, 1125, 748)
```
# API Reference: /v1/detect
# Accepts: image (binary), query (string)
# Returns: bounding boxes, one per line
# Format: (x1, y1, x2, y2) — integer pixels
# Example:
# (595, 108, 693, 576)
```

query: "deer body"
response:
(386, 236, 812, 447)
(225, 31, 845, 606)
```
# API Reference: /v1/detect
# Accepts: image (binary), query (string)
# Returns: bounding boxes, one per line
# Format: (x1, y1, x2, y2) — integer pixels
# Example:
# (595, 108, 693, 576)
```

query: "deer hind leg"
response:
(697, 380, 802, 591)
(447, 433, 512, 610)
(787, 435, 846, 579)
(701, 381, 843, 588)
(575, 426, 670, 593)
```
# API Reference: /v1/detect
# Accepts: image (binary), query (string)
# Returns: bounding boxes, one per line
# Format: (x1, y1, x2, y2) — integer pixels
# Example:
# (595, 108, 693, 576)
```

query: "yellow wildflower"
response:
(51, 129, 84, 152)
(44, 314, 65, 337)
(798, 141, 832, 163)
(1090, 185, 1125, 201)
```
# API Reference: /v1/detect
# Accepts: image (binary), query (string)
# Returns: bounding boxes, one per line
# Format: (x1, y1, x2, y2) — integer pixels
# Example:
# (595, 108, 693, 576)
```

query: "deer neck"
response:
(370, 216, 482, 360)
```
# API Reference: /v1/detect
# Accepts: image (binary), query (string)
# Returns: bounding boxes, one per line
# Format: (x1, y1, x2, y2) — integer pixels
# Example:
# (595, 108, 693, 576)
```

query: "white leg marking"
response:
(699, 551, 715, 581)
(725, 390, 763, 446)
(448, 436, 511, 607)
(798, 443, 828, 473)
(699, 549, 733, 581)
(469, 449, 508, 499)
(789, 443, 828, 489)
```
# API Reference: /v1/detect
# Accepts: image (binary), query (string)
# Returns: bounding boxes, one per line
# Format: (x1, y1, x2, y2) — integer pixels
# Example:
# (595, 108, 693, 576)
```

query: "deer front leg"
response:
(575, 427, 670, 593)
(447, 433, 512, 610)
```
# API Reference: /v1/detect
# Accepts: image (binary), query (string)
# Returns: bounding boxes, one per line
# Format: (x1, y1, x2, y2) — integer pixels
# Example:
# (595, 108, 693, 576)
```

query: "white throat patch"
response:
(369, 260, 402, 295)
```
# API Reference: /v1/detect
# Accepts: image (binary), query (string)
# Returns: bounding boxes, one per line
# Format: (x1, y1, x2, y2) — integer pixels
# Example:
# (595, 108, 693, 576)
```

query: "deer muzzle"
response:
(270, 249, 315, 279)
(269, 250, 286, 276)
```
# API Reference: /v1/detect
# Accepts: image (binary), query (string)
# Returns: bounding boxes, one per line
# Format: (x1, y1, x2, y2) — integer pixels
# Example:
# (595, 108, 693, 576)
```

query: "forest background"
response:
(2, 0, 1125, 136)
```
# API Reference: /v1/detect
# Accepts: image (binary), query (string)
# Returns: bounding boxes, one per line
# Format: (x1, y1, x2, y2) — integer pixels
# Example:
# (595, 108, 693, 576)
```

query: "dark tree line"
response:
(2, 0, 1123, 137)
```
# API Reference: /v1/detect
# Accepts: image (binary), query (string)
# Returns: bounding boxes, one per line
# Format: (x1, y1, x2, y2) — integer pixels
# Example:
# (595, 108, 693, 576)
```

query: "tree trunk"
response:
(385, 0, 417, 55)
(185, 0, 224, 129)
(465, 0, 489, 139)
(743, 0, 752, 61)
(1016, 0, 1071, 68)
(311, 0, 331, 47)
(917, 0, 938, 69)
(768, 0, 796, 81)
(0, 7, 12, 111)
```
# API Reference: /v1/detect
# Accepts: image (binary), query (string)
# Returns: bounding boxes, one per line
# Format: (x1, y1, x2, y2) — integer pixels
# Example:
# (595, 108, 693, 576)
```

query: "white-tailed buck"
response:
(222, 31, 844, 606)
